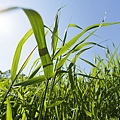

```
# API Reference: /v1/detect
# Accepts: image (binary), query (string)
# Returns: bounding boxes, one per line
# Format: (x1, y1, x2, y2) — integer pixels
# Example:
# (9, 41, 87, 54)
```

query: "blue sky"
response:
(0, 0, 120, 73)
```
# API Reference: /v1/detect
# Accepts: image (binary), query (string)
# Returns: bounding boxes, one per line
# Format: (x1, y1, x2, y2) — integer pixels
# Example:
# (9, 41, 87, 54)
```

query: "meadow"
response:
(0, 7, 120, 120)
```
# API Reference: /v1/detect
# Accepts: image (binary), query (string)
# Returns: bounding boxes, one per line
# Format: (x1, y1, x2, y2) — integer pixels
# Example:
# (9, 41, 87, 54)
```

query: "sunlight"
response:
(0, 13, 13, 34)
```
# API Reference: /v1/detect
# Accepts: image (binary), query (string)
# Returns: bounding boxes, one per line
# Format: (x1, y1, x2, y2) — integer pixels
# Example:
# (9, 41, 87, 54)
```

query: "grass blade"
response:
(23, 9, 53, 79)
(80, 57, 96, 68)
(47, 100, 64, 109)
(28, 63, 42, 79)
(14, 75, 45, 86)
(68, 23, 83, 30)
(18, 46, 37, 75)
(68, 67, 75, 90)
(11, 28, 33, 81)
(28, 58, 41, 78)
(69, 47, 92, 68)
(56, 52, 71, 70)
(54, 22, 120, 59)
(52, 9, 59, 56)
(84, 110, 92, 117)
(6, 97, 13, 120)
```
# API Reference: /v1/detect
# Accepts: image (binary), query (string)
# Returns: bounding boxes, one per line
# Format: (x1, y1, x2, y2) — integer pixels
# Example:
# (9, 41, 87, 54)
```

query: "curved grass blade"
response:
(54, 22, 120, 59)
(80, 57, 96, 68)
(76, 73, 104, 80)
(68, 23, 83, 30)
(28, 25, 52, 78)
(11, 28, 33, 81)
(62, 29, 101, 57)
(23, 9, 53, 79)
(69, 23, 104, 39)
(73, 42, 105, 52)
(14, 75, 45, 86)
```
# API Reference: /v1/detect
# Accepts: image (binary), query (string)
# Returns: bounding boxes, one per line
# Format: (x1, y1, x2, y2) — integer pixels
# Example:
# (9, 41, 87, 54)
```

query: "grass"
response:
(0, 7, 120, 120)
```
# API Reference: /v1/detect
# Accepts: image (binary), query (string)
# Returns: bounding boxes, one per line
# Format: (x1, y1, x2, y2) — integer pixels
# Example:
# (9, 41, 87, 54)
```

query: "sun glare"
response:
(0, 14, 12, 34)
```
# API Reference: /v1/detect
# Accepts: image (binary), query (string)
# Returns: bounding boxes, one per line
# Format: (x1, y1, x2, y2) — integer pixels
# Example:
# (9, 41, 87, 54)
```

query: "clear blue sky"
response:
(0, 0, 120, 73)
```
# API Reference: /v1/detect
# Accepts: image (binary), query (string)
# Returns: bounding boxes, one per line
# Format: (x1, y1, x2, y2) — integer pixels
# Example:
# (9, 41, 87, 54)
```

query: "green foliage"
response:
(0, 7, 120, 120)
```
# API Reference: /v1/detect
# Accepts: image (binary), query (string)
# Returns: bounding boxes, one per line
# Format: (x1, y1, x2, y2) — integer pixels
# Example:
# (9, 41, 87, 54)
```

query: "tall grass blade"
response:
(6, 97, 13, 120)
(52, 9, 59, 56)
(108, 47, 119, 67)
(23, 9, 53, 79)
(11, 28, 33, 81)
(68, 67, 75, 90)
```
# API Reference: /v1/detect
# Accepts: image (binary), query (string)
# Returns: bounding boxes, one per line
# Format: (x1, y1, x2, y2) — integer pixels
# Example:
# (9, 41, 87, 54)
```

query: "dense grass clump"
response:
(0, 7, 120, 120)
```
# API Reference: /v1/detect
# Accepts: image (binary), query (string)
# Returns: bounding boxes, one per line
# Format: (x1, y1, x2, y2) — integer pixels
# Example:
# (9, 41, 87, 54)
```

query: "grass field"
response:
(0, 7, 120, 120)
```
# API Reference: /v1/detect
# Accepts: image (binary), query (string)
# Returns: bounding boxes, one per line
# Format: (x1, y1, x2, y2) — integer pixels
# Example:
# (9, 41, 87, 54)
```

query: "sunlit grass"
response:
(0, 7, 120, 120)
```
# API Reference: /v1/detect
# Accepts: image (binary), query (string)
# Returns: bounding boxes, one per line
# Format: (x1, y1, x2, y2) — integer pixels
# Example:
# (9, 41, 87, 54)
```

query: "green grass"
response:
(0, 7, 120, 120)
